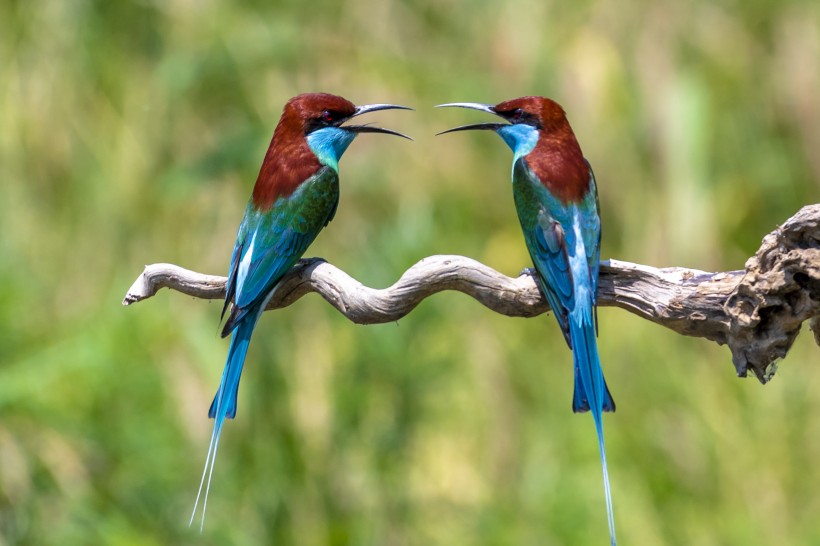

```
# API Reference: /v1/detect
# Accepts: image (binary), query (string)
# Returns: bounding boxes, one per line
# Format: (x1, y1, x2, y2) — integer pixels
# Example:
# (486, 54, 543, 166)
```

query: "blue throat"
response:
(306, 127, 357, 172)
(497, 124, 539, 162)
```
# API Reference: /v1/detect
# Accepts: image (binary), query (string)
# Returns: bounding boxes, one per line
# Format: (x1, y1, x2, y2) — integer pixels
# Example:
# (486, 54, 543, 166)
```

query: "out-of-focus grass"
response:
(1, 1, 818, 544)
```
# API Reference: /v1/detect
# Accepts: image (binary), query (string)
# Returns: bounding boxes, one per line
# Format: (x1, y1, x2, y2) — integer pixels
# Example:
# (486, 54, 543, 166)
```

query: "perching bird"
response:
(437, 97, 617, 545)
(190, 93, 411, 529)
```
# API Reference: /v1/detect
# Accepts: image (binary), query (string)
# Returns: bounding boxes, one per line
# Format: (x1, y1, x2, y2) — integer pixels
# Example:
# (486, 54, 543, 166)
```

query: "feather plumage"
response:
(438, 96, 617, 545)
(189, 93, 409, 530)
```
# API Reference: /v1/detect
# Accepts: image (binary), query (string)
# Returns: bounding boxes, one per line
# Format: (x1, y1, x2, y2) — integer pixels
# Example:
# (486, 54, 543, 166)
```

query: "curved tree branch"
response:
(124, 205, 820, 384)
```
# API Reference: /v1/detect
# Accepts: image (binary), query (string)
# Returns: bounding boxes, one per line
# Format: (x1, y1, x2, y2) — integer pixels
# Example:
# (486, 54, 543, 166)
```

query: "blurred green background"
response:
(1, 0, 819, 544)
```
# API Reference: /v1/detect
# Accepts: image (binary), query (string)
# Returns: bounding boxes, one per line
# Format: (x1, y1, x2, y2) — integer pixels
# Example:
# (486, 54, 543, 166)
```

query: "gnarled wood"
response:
(124, 205, 820, 384)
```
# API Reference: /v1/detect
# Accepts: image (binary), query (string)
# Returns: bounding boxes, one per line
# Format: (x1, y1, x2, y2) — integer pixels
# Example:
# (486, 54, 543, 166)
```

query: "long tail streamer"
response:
(570, 309, 617, 546)
(189, 317, 255, 531)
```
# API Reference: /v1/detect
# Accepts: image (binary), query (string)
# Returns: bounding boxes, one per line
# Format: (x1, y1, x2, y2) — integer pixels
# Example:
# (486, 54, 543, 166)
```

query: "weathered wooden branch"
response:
(124, 205, 819, 384)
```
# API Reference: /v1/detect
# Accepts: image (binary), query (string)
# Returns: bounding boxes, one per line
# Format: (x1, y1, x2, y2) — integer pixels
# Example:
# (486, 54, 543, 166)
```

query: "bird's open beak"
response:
(342, 103, 413, 140)
(435, 102, 507, 135)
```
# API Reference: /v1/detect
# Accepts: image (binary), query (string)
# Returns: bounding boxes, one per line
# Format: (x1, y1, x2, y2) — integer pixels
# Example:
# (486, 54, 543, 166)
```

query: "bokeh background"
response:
(1, 1, 819, 544)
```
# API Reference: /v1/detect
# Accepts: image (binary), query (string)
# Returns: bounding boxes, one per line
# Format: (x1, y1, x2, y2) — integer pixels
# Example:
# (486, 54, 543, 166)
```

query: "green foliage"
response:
(1, 1, 818, 544)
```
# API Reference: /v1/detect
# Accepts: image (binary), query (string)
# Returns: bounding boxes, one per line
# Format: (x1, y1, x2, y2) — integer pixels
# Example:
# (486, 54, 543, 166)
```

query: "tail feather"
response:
(190, 317, 256, 530)
(572, 362, 616, 413)
(209, 318, 254, 419)
(570, 315, 617, 546)
(595, 419, 616, 546)
(188, 414, 224, 531)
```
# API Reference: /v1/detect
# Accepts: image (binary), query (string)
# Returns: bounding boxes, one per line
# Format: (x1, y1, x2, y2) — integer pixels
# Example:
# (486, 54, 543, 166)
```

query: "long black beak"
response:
(434, 102, 507, 135)
(343, 103, 413, 140)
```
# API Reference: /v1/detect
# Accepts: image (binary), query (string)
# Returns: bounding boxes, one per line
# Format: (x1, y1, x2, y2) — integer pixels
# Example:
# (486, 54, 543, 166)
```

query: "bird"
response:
(437, 97, 617, 545)
(190, 93, 411, 530)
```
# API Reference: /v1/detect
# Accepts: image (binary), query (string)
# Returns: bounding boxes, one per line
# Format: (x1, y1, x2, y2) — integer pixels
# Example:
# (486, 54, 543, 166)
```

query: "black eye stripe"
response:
(497, 108, 525, 118)
(499, 108, 541, 129)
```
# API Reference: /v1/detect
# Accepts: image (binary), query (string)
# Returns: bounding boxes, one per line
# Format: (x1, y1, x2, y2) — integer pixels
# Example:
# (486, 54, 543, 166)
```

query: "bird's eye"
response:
(513, 109, 524, 119)
(322, 110, 334, 123)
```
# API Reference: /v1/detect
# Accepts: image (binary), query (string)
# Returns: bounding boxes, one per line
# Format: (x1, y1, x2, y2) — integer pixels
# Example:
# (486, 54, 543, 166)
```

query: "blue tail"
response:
(572, 360, 615, 413)
(189, 316, 257, 531)
(569, 312, 617, 546)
